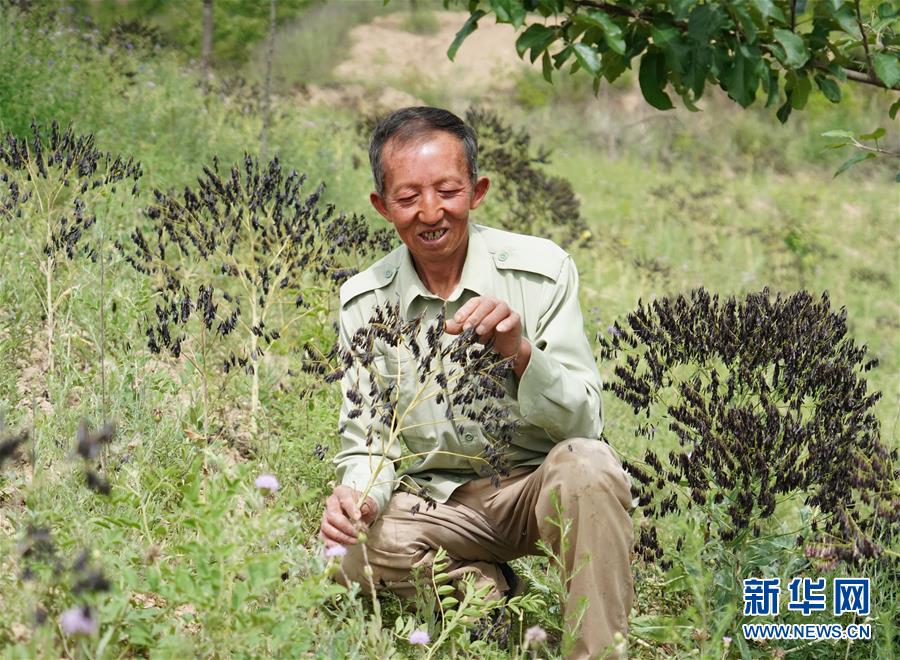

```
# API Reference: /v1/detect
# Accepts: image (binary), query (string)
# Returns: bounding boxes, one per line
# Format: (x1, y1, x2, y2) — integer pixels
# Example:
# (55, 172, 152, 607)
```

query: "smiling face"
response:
(370, 130, 489, 285)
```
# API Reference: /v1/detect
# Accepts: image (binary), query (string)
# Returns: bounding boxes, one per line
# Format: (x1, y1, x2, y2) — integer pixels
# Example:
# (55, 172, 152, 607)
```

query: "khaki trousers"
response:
(343, 438, 634, 658)
(339, 438, 634, 659)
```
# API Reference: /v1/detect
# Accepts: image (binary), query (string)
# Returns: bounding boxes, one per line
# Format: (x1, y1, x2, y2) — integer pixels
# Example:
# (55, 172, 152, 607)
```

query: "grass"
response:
(1, 3, 897, 658)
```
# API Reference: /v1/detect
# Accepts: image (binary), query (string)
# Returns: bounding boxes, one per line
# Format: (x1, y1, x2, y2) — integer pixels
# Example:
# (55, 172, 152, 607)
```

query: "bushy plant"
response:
(118, 154, 390, 439)
(0, 121, 142, 373)
(599, 287, 896, 567)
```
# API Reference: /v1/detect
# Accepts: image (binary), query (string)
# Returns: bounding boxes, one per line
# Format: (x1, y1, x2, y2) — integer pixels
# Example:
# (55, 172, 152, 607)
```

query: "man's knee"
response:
(546, 438, 632, 508)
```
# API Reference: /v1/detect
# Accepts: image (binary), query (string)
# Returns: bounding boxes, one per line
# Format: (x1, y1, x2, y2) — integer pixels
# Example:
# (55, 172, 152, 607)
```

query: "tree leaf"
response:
(890, 97, 900, 120)
(639, 51, 674, 110)
(750, 0, 787, 23)
(830, 5, 859, 35)
(573, 43, 601, 76)
(447, 9, 486, 61)
(490, 0, 526, 28)
(587, 10, 626, 55)
(833, 151, 875, 177)
(684, 46, 712, 97)
(773, 29, 810, 68)
(873, 52, 900, 88)
(516, 24, 557, 61)
(858, 127, 886, 141)
(776, 94, 793, 123)
(814, 74, 841, 103)
(542, 49, 553, 82)
(722, 44, 759, 107)
(821, 130, 855, 139)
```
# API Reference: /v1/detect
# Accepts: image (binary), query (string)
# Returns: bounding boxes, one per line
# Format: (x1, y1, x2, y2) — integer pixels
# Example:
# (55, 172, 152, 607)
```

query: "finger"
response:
(326, 497, 360, 537)
(452, 297, 482, 325)
(360, 498, 378, 523)
(445, 318, 463, 335)
(460, 298, 498, 332)
(337, 490, 362, 522)
(475, 304, 511, 337)
(321, 519, 359, 546)
(496, 311, 520, 334)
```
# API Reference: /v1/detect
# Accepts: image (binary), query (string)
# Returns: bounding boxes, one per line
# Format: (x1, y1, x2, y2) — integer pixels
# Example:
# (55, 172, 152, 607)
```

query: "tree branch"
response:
(813, 62, 900, 90)
(853, 0, 875, 81)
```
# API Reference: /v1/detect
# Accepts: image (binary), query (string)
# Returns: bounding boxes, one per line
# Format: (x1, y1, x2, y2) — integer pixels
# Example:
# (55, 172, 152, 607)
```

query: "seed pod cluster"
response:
(302, 302, 518, 487)
(119, 154, 391, 369)
(0, 120, 142, 259)
(598, 287, 897, 567)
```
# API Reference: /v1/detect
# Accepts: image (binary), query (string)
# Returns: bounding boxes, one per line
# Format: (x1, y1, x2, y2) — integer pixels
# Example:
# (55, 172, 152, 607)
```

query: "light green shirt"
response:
(335, 222, 603, 514)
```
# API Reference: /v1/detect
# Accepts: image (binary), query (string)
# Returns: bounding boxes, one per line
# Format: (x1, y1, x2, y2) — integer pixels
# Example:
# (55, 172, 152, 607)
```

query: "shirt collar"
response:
(396, 222, 489, 318)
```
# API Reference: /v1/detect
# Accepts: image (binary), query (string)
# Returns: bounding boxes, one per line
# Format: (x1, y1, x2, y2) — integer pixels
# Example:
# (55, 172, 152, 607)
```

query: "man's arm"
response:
(517, 256, 603, 440)
(321, 306, 398, 545)
(446, 256, 602, 441)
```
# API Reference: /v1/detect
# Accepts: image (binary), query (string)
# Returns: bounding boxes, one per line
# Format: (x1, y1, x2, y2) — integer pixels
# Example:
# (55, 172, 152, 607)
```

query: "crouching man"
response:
(319, 106, 633, 659)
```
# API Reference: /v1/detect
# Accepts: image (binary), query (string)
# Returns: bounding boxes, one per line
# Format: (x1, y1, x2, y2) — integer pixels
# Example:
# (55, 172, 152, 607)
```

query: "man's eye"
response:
(396, 196, 417, 205)
(439, 189, 462, 196)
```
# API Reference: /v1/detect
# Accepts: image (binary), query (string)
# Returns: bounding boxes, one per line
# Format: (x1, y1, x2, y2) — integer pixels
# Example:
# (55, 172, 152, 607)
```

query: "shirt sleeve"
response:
(332, 305, 398, 516)
(516, 255, 604, 440)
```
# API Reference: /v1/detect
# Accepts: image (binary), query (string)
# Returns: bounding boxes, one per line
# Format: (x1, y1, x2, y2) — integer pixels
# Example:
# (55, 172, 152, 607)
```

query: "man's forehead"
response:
(382, 129, 466, 164)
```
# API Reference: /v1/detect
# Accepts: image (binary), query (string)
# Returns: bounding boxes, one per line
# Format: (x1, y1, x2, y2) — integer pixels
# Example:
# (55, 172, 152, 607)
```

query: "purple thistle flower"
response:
(325, 544, 347, 558)
(525, 625, 547, 644)
(254, 474, 279, 494)
(60, 606, 97, 636)
(409, 629, 430, 645)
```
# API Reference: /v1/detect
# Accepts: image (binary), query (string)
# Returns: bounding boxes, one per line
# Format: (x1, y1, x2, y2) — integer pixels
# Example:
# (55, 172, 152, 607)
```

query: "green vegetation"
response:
(1, 2, 897, 658)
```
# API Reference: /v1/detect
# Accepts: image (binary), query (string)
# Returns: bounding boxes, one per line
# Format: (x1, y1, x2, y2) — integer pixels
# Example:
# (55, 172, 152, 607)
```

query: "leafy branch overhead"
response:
(443, 0, 900, 122)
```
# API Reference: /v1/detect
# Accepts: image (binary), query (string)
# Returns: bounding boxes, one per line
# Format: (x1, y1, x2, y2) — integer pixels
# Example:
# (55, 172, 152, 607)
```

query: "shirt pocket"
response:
(373, 351, 437, 457)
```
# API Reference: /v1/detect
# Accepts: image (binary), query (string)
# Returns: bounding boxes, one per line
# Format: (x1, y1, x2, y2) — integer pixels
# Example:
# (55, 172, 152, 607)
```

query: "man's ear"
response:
(370, 192, 392, 222)
(469, 176, 490, 210)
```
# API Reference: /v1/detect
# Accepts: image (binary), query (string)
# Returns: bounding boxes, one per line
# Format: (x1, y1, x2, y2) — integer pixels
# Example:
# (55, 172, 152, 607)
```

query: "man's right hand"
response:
(320, 485, 379, 547)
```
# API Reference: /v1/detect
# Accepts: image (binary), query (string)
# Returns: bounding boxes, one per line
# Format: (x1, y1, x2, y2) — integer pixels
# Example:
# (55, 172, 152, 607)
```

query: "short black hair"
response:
(368, 106, 478, 197)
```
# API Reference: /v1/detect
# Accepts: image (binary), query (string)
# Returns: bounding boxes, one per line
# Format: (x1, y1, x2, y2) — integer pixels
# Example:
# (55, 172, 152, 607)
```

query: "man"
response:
(319, 107, 633, 658)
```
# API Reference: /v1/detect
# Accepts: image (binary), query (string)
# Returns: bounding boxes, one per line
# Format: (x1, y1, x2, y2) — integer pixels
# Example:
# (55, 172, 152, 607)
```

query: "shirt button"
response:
(383, 268, 393, 278)
(464, 432, 475, 442)
(497, 251, 509, 262)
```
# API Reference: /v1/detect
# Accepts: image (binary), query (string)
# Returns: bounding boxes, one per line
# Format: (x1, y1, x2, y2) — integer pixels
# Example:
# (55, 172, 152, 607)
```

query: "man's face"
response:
(370, 130, 489, 271)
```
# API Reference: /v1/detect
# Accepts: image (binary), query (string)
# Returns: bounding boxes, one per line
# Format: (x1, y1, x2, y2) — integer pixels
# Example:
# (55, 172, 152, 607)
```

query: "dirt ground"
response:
(307, 11, 532, 110)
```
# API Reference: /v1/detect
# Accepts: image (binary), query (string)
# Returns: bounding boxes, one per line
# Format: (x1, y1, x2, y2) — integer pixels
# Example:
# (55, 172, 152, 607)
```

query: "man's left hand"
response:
(445, 295, 532, 378)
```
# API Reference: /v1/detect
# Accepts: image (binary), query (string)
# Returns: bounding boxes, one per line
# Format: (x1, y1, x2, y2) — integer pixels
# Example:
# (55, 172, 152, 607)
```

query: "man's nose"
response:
(418, 190, 444, 224)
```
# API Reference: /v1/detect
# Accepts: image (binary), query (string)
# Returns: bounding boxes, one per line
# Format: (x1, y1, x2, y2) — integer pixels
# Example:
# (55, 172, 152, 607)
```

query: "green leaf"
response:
(776, 95, 793, 123)
(541, 49, 553, 82)
(515, 24, 557, 62)
(773, 29, 810, 68)
(684, 46, 712, 97)
(830, 5, 859, 35)
(873, 53, 900, 88)
(814, 74, 841, 103)
(586, 10, 626, 55)
(821, 130, 855, 139)
(440, 596, 460, 608)
(573, 43, 601, 76)
(890, 97, 900, 120)
(763, 66, 780, 107)
(437, 584, 455, 595)
(639, 51, 674, 110)
(750, 0, 787, 23)
(786, 71, 811, 109)
(834, 151, 876, 177)
(858, 127, 886, 141)
(490, 0, 526, 27)
(601, 51, 627, 82)
(722, 44, 760, 107)
(447, 9, 486, 61)
(688, 4, 728, 42)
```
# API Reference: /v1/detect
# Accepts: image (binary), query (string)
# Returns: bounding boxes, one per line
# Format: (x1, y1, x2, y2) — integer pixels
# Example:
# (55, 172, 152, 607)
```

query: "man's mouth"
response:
(419, 228, 448, 242)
